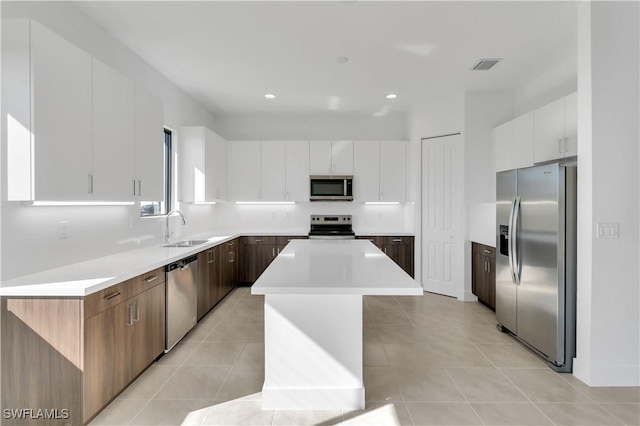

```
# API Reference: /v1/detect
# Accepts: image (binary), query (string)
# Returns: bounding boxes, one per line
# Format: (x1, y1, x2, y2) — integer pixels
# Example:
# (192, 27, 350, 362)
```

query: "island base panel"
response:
(262, 294, 365, 410)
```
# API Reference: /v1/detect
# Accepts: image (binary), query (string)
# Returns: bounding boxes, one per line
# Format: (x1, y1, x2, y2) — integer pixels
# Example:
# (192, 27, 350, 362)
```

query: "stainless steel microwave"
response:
(310, 176, 353, 201)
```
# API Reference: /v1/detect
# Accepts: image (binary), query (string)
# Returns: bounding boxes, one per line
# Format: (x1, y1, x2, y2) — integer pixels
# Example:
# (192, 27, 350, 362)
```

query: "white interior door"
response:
(421, 134, 464, 298)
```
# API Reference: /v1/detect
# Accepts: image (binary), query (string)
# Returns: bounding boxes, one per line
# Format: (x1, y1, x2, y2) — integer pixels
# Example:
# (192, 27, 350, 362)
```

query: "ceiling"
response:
(74, 1, 578, 119)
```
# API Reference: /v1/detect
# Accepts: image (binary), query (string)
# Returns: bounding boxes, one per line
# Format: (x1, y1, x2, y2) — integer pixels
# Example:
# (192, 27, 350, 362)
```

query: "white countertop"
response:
(0, 234, 239, 297)
(251, 240, 423, 296)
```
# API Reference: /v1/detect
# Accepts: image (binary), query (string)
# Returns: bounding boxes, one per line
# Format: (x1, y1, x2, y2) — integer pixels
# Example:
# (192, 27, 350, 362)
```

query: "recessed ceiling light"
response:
(336, 56, 349, 64)
(265, 93, 276, 99)
(386, 94, 398, 99)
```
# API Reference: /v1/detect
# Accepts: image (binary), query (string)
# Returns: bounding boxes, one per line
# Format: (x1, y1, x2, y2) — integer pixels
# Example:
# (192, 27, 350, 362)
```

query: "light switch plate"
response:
(597, 222, 619, 239)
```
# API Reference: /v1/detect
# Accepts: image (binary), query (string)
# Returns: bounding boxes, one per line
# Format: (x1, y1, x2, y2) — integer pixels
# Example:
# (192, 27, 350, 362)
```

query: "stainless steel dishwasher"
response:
(165, 254, 198, 351)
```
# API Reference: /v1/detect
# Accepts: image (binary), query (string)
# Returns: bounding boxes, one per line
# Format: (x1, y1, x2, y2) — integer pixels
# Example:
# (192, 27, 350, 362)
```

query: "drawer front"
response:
(381, 236, 414, 246)
(356, 236, 383, 247)
(275, 235, 307, 246)
(472, 242, 496, 258)
(243, 236, 277, 245)
(132, 266, 165, 296)
(84, 279, 133, 319)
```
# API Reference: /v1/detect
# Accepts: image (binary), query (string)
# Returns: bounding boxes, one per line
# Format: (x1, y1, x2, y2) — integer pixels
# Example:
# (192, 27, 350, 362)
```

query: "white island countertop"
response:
(0, 234, 239, 297)
(251, 239, 423, 296)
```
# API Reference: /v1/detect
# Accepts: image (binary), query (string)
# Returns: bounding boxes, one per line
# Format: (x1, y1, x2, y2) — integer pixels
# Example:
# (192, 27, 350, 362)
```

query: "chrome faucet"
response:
(165, 210, 186, 243)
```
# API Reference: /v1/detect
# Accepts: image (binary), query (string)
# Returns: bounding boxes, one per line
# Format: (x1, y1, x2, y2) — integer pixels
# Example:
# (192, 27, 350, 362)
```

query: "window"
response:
(140, 129, 172, 217)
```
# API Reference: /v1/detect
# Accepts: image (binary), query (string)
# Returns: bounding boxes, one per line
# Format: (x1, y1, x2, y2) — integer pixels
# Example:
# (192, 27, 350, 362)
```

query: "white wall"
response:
(1, 2, 220, 280)
(210, 202, 414, 236)
(216, 112, 408, 141)
(573, 1, 640, 386)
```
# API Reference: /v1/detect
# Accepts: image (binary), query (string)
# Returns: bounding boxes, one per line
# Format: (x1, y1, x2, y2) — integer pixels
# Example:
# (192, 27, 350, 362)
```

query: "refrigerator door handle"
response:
(507, 197, 517, 284)
(512, 196, 522, 284)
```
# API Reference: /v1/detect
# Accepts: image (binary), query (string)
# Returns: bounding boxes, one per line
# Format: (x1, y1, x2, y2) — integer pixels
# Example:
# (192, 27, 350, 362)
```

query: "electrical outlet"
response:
(597, 222, 619, 239)
(58, 221, 69, 239)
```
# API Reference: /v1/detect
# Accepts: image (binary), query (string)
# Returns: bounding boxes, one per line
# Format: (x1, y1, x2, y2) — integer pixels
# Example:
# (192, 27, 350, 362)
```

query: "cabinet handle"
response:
(132, 179, 137, 196)
(484, 249, 491, 254)
(126, 303, 134, 326)
(487, 262, 491, 273)
(138, 180, 142, 196)
(393, 238, 402, 243)
(88, 174, 94, 194)
(255, 239, 264, 242)
(133, 300, 140, 322)
(103, 291, 121, 301)
(277, 247, 280, 255)
(564, 137, 569, 152)
(216, 189, 220, 199)
(558, 138, 563, 153)
(208, 251, 215, 264)
(144, 275, 158, 283)
(272, 247, 275, 257)
(383, 247, 387, 254)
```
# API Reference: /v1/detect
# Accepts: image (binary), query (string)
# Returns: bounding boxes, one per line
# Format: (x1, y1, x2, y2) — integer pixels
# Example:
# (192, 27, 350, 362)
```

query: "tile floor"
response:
(90, 287, 640, 426)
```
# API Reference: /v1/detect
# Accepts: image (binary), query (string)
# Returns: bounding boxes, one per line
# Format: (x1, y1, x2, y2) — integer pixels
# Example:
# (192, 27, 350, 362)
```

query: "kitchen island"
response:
(251, 239, 422, 410)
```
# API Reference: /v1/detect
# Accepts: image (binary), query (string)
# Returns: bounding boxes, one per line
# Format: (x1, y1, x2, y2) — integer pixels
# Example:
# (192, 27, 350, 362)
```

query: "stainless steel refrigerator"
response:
(496, 162, 577, 372)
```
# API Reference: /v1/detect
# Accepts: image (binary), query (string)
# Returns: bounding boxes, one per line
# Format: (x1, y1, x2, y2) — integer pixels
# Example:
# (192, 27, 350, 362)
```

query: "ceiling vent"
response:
(472, 58, 501, 71)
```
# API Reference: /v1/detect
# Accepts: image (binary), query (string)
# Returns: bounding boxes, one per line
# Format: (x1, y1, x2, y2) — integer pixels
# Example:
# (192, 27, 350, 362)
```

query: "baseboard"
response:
(573, 357, 640, 386)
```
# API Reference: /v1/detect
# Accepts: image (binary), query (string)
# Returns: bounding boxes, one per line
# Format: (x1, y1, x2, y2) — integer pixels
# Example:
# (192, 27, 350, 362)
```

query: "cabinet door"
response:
(472, 251, 487, 303)
(511, 112, 534, 170)
(382, 237, 414, 277)
(309, 140, 333, 175)
(223, 240, 239, 294)
(92, 58, 135, 200)
(134, 86, 164, 201)
(83, 301, 132, 420)
(229, 141, 261, 200)
(262, 141, 286, 201)
(285, 141, 310, 201)
(533, 97, 565, 163)
(31, 21, 92, 200)
(213, 244, 225, 305)
(353, 141, 380, 201)
(131, 282, 165, 377)
(493, 121, 513, 172)
(197, 250, 213, 320)
(180, 127, 205, 203)
(204, 128, 219, 202)
(563, 92, 577, 157)
(4, 20, 32, 200)
(210, 130, 228, 200)
(331, 140, 354, 175)
(380, 141, 407, 202)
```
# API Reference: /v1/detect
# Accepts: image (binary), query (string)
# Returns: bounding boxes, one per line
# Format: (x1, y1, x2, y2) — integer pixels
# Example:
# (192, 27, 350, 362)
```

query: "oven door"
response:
(310, 176, 353, 201)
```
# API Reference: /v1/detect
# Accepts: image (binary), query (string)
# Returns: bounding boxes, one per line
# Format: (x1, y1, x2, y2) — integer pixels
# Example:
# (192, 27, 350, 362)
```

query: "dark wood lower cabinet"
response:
(472, 242, 496, 310)
(240, 236, 307, 284)
(1, 273, 166, 425)
(357, 236, 415, 278)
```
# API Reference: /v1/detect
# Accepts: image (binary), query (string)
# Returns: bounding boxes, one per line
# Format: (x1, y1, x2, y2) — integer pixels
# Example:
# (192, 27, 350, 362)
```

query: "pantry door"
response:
(421, 134, 464, 298)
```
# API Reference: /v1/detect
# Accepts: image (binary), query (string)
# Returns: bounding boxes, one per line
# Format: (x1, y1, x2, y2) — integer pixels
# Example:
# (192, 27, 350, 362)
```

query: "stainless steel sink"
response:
(162, 239, 209, 248)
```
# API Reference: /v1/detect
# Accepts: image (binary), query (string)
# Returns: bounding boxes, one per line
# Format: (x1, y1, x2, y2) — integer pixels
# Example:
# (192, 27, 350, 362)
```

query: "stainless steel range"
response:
(308, 215, 355, 239)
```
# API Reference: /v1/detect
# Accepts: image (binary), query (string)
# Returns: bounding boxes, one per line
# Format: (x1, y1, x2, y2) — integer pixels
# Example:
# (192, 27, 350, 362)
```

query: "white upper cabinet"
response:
(228, 140, 310, 202)
(354, 141, 407, 202)
(134, 86, 164, 201)
(492, 121, 513, 172)
(285, 141, 310, 201)
(261, 141, 286, 201)
(3, 20, 164, 202)
(493, 112, 534, 173)
(309, 140, 353, 176)
(353, 141, 379, 201)
(30, 20, 93, 200)
(534, 92, 577, 163)
(379, 141, 407, 202)
(92, 57, 135, 200)
(228, 140, 262, 201)
(511, 112, 534, 170)
(181, 126, 228, 203)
